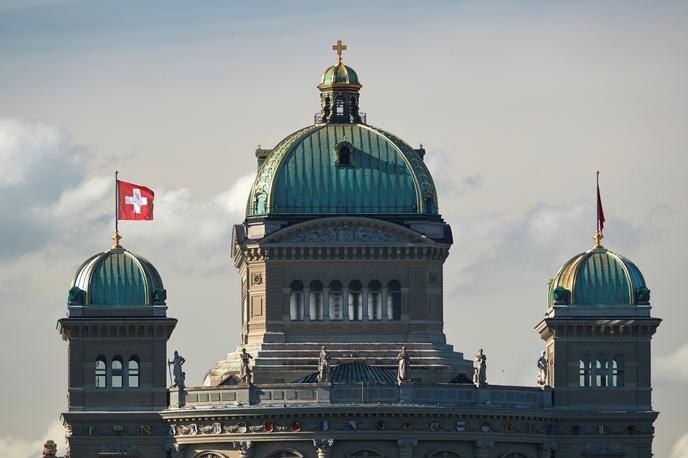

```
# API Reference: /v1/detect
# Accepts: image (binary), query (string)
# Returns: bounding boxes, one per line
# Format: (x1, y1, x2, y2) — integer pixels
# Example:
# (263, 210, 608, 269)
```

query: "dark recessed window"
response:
(336, 143, 354, 167)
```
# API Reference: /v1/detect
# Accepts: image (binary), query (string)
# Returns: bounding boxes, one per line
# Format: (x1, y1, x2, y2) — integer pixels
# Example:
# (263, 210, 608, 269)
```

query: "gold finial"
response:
(112, 231, 123, 249)
(592, 231, 603, 249)
(332, 40, 347, 64)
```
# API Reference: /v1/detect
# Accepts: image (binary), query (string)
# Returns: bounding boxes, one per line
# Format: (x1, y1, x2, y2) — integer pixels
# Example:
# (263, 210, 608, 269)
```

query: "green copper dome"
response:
(246, 123, 438, 217)
(320, 63, 360, 87)
(548, 246, 649, 309)
(68, 247, 166, 306)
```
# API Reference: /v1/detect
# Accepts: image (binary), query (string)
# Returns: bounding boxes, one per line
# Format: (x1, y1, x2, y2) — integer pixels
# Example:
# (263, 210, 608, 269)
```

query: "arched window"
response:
(267, 451, 302, 458)
(349, 280, 362, 320)
(387, 280, 402, 320)
(335, 95, 344, 115)
(95, 356, 107, 388)
(336, 143, 353, 167)
(368, 280, 382, 320)
(128, 356, 140, 388)
(595, 355, 609, 387)
(111, 356, 124, 388)
(289, 281, 304, 320)
(612, 354, 625, 387)
(329, 280, 343, 320)
(348, 451, 384, 458)
(196, 454, 226, 458)
(579, 355, 591, 387)
(310, 281, 324, 321)
(428, 452, 460, 458)
(501, 454, 528, 458)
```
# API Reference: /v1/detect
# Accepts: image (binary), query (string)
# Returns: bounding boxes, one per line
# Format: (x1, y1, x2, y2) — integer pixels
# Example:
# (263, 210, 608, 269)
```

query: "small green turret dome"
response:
(320, 63, 360, 87)
(548, 246, 649, 309)
(68, 246, 166, 306)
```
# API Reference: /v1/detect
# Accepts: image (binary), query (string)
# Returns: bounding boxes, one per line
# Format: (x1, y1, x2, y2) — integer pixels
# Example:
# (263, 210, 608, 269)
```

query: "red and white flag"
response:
(117, 180, 154, 220)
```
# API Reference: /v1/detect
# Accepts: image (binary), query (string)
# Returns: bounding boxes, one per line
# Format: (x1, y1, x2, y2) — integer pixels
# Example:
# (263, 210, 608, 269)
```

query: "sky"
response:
(0, 1, 687, 456)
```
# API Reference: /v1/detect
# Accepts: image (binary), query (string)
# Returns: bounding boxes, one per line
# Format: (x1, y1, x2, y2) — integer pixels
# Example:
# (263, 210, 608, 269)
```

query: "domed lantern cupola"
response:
(316, 40, 364, 124)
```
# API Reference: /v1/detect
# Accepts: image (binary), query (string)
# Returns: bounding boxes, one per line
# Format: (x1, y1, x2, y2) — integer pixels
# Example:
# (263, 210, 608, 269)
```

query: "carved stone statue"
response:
(537, 350, 549, 387)
(397, 345, 410, 383)
(239, 348, 254, 384)
(317, 346, 331, 382)
(168, 350, 186, 388)
(42, 440, 57, 457)
(473, 348, 487, 387)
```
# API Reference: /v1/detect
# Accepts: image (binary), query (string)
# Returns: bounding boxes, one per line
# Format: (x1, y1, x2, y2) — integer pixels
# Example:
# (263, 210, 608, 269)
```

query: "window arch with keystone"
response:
(111, 356, 124, 388)
(335, 141, 355, 167)
(95, 356, 107, 388)
(289, 280, 304, 320)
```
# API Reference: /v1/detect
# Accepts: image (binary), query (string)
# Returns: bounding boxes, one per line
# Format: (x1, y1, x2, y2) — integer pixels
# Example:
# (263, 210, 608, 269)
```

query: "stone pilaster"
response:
(313, 439, 334, 458)
(474, 440, 494, 458)
(232, 440, 253, 458)
(397, 439, 417, 458)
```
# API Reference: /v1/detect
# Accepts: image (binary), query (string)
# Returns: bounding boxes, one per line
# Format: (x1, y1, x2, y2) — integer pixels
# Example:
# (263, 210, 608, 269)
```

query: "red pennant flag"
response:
(117, 180, 154, 220)
(596, 173, 605, 236)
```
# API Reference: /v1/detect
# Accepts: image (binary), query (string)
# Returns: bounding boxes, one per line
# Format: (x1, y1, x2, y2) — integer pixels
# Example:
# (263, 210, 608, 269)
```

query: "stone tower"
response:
(204, 42, 472, 385)
(536, 235, 661, 455)
(58, 239, 177, 457)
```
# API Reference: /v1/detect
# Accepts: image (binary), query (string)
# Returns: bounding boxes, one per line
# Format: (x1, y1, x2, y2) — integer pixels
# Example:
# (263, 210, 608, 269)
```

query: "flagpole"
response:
(596, 171, 600, 235)
(113, 170, 122, 249)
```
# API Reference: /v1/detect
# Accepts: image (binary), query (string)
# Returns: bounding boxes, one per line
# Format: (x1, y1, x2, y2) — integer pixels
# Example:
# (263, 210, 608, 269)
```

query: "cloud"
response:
(672, 433, 688, 458)
(214, 173, 255, 214)
(0, 117, 88, 259)
(0, 420, 66, 458)
(656, 342, 688, 383)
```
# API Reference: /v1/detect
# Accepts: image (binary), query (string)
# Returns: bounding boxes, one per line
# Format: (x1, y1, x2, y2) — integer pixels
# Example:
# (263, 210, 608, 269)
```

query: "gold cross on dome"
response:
(332, 40, 347, 63)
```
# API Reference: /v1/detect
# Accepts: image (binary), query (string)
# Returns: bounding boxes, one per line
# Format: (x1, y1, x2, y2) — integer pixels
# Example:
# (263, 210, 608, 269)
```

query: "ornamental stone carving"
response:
(232, 440, 253, 458)
(313, 439, 334, 458)
(279, 224, 408, 244)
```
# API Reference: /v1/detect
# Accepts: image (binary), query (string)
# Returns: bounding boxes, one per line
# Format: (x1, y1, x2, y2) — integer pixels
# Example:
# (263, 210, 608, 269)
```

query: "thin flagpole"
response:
(113, 170, 121, 249)
(596, 171, 600, 235)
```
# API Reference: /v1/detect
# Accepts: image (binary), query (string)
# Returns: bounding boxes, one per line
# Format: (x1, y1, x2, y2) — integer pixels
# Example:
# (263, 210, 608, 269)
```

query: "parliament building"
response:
(53, 43, 661, 458)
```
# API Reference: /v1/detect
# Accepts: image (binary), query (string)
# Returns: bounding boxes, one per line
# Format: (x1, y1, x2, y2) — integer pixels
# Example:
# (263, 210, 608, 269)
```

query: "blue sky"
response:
(1, 1, 687, 456)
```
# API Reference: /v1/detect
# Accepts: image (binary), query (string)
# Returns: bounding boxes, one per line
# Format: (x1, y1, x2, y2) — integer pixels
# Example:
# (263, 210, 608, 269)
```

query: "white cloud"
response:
(0, 420, 66, 458)
(672, 433, 688, 458)
(47, 175, 112, 219)
(656, 343, 688, 383)
(214, 173, 255, 214)
(0, 118, 82, 188)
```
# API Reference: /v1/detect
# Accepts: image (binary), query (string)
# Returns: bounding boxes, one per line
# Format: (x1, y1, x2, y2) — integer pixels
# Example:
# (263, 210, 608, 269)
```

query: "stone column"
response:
(538, 442, 557, 458)
(474, 441, 494, 458)
(381, 287, 389, 320)
(397, 439, 417, 458)
(343, 287, 350, 321)
(323, 287, 330, 321)
(232, 441, 253, 458)
(313, 439, 334, 458)
(303, 287, 311, 321)
(362, 287, 369, 320)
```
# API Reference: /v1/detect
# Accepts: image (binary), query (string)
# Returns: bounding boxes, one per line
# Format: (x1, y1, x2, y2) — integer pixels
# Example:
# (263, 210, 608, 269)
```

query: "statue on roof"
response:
(397, 345, 410, 383)
(239, 348, 254, 384)
(537, 350, 549, 387)
(42, 440, 57, 457)
(473, 348, 487, 387)
(317, 346, 331, 382)
(168, 350, 186, 388)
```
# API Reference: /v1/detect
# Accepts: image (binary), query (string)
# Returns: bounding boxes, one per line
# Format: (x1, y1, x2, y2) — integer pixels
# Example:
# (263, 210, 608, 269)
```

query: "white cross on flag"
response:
(117, 179, 154, 220)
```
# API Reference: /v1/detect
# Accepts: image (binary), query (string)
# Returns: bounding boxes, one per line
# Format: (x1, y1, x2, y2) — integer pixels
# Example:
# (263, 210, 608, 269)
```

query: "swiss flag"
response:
(118, 180, 154, 220)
